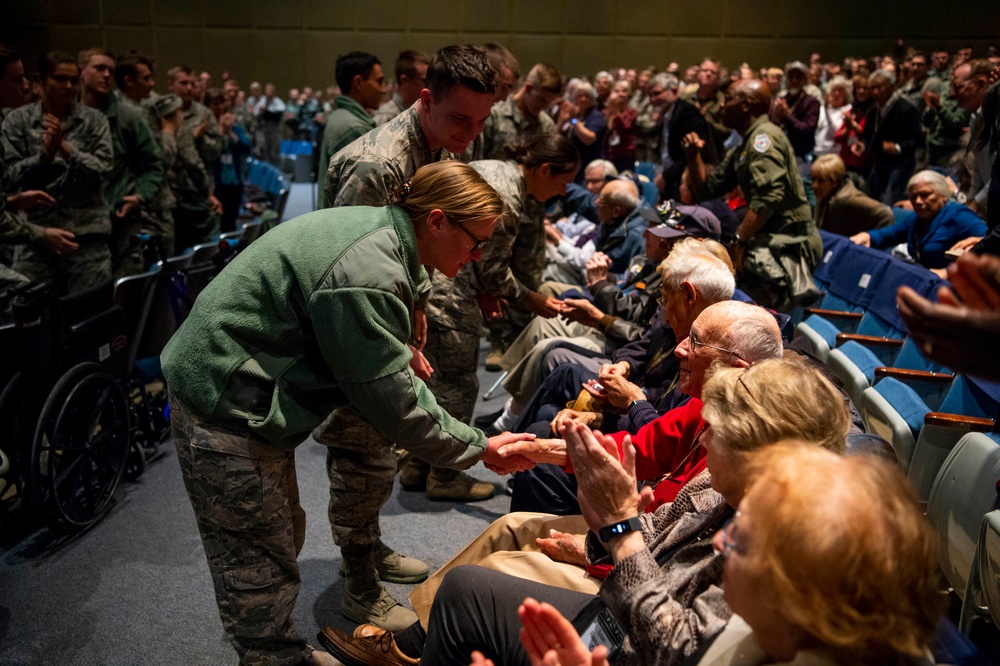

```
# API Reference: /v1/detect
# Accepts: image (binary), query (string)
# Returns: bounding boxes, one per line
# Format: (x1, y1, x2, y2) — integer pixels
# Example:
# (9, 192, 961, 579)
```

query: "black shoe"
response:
(474, 408, 503, 429)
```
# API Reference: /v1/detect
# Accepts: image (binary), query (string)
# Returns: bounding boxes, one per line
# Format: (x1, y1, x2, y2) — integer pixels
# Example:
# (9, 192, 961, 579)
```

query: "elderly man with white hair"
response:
(851, 169, 986, 273)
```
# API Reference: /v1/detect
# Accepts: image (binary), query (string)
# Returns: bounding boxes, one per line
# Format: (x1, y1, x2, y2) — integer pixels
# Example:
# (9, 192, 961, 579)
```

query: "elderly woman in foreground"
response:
(850, 169, 986, 272)
(492, 444, 943, 666)
(318, 357, 851, 665)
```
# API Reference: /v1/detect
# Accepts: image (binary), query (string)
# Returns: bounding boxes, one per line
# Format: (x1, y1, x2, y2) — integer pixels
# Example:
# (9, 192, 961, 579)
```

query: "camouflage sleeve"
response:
(327, 157, 397, 207)
(0, 203, 42, 245)
(1, 114, 66, 192)
(177, 127, 214, 196)
(696, 146, 739, 201)
(126, 111, 164, 204)
(196, 113, 223, 163)
(67, 113, 113, 186)
(160, 131, 177, 170)
(472, 207, 528, 302)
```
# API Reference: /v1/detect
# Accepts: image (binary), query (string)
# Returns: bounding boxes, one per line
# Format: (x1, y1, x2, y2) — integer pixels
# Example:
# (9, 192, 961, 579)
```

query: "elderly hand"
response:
(526, 291, 564, 319)
(948, 236, 982, 255)
(560, 298, 605, 329)
(544, 220, 564, 245)
(408, 344, 434, 380)
(536, 530, 587, 566)
(596, 367, 645, 410)
(681, 132, 704, 157)
(482, 432, 538, 474)
(850, 231, 871, 247)
(519, 598, 610, 666)
(497, 437, 567, 467)
(584, 252, 611, 287)
(550, 408, 602, 436)
(564, 425, 640, 530)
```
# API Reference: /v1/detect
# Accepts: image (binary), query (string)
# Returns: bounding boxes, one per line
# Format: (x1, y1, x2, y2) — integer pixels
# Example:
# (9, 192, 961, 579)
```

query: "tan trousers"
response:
(408, 512, 601, 628)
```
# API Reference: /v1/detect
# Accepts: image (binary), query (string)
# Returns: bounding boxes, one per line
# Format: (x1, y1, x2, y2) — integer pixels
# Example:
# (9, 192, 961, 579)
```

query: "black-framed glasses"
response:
(448, 217, 489, 253)
(714, 511, 745, 559)
(689, 329, 747, 362)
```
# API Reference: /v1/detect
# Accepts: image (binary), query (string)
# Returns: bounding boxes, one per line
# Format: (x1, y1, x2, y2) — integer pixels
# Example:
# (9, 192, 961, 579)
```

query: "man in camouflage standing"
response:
(321, 44, 496, 631)
(2, 51, 113, 295)
(78, 48, 163, 276)
(683, 79, 821, 311)
(373, 49, 430, 127)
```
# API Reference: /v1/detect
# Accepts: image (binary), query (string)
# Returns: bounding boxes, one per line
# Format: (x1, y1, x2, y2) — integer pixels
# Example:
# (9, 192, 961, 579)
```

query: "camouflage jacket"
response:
(324, 102, 445, 208)
(99, 92, 164, 209)
(1, 101, 113, 235)
(373, 93, 406, 127)
(182, 100, 222, 164)
(479, 95, 556, 160)
(172, 123, 214, 210)
(426, 160, 530, 332)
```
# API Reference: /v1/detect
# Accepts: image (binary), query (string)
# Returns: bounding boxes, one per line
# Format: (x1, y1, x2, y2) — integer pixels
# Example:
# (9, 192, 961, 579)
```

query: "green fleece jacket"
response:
(161, 205, 486, 466)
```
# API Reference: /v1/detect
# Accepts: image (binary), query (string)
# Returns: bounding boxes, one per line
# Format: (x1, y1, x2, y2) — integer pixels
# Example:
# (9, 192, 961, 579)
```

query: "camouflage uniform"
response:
(696, 114, 821, 311)
(0, 199, 32, 321)
(629, 90, 660, 164)
(320, 102, 446, 592)
(97, 92, 164, 276)
(424, 160, 531, 424)
(475, 96, 558, 352)
(172, 113, 220, 254)
(1, 101, 113, 294)
(373, 93, 406, 127)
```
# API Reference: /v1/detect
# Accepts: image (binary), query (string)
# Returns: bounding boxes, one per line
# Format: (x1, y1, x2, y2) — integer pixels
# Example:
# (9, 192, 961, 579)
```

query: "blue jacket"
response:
(594, 202, 650, 274)
(868, 201, 987, 269)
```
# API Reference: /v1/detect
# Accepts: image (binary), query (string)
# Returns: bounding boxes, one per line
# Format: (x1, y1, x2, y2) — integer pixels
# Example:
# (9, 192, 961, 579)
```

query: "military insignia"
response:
(752, 133, 771, 153)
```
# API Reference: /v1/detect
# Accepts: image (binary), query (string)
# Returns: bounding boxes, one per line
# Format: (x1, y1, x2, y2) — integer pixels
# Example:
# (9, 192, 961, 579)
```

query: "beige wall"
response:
(3, 0, 998, 95)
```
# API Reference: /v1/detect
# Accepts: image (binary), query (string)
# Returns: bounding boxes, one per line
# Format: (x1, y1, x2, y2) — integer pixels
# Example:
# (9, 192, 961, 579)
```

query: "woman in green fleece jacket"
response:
(160, 160, 537, 666)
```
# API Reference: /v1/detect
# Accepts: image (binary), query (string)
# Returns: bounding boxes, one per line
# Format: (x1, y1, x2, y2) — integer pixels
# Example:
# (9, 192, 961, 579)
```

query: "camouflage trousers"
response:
(313, 406, 398, 591)
(0, 264, 30, 323)
(13, 235, 111, 295)
(170, 394, 317, 666)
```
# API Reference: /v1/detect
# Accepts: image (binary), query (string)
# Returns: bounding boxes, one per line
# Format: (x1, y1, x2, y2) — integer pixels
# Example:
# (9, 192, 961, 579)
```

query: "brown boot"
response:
(317, 624, 419, 666)
(397, 453, 430, 492)
(425, 468, 494, 502)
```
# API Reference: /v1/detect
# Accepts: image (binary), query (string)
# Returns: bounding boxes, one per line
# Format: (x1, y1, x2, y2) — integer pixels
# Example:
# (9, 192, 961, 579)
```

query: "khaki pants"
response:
(408, 512, 600, 628)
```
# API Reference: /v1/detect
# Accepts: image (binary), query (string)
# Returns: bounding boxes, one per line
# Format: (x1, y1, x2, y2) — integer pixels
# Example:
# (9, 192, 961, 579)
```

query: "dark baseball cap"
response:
(646, 204, 722, 240)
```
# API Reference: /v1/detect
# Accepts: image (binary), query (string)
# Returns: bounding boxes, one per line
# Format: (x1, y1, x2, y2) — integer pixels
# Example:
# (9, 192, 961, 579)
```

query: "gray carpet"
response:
(0, 183, 514, 666)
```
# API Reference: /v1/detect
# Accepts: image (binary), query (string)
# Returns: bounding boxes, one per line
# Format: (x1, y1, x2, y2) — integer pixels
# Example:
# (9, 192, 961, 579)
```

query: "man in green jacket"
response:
(683, 79, 821, 312)
(316, 52, 385, 205)
(79, 47, 163, 276)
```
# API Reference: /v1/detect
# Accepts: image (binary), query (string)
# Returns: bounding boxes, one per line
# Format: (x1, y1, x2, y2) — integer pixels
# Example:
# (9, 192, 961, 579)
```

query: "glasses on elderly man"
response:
(689, 329, 747, 362)
(447, 217, 489, 254)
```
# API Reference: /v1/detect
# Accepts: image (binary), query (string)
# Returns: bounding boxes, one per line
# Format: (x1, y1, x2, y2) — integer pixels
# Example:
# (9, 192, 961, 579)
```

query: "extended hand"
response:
(39, 228, 79, 256)
(482, 432, 538, 474)
(408, 344, 434, 380)
(7, 190, 56, 212)
(560, 298, 604, 329)
(850, 231, 871, 247)
(497, 437, 566, 467)
(526, 291, 564, 319)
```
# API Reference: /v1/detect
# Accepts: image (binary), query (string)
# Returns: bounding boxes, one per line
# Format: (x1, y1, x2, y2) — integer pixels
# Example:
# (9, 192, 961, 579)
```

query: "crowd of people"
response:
(2, 35, 1000, 666)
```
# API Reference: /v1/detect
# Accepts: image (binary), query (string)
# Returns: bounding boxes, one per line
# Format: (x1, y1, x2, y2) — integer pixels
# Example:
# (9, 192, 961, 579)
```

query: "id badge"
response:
(221, 154, 234, 165)
(578, 607, 625, 659)
(608, 133, 621, 147)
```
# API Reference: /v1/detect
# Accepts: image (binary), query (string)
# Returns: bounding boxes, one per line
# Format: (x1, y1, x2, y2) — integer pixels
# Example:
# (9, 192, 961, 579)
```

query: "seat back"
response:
(826, 340, 880, 407)
(861, 377, 927, 472)
(113, 263, 162, 372)
(960, 510, 1000, 632)
(812, 231, 851, 290)
(927, 433, 1000, 600)
(824, 242, 893, 310)
(190, 242, 221, 265)
(894, 336, 949, 374)
(940, 376, 1000, 423)
(241, 220, 264, 245)
(857, 259, 944, 339)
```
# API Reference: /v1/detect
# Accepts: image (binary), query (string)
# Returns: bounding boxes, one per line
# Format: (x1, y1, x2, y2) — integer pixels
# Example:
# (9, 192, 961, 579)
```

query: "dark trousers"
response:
(510, 461, 580, 515)
(416, 565, 597, 665)
(217, 183, 244, 233)
(868, 159, 914, 206)
(512, 363, 598, 433)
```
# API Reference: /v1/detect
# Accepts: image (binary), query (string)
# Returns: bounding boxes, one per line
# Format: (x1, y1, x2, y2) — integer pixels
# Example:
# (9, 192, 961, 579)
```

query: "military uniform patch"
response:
(752, 132, 771, 153)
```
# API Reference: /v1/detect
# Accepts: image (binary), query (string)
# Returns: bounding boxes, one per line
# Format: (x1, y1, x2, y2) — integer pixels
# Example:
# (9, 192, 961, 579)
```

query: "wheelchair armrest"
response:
(836, 333, 905, 347)
(924, 412, 995, 431)
(874, 367, 955, 384)
(68, 306, 121, 336)
(803, 308, 864, 320)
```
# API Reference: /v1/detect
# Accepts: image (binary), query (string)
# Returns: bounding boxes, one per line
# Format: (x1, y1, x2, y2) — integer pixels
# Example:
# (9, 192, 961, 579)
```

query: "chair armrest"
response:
(924, 412, 995, 431)
(874, 367, 955, 384)
(836, 333, 905, 347)
(804, 308, 864, 320)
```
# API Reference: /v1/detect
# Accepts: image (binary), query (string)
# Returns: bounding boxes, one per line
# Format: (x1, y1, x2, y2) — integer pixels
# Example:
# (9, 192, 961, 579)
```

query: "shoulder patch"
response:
(752, 132, 772, 153)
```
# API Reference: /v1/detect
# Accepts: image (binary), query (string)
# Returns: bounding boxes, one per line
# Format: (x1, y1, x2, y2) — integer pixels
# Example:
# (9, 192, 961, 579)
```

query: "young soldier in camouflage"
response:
(320, 44, 497, 631)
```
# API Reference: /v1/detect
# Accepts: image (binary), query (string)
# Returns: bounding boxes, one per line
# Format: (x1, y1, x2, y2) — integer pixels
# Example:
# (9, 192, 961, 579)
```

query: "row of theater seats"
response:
(793, 231, 1000, 645)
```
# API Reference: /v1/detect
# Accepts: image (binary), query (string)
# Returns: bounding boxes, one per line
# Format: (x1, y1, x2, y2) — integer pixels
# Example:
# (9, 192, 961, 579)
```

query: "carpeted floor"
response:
(0, 183, 515, 666)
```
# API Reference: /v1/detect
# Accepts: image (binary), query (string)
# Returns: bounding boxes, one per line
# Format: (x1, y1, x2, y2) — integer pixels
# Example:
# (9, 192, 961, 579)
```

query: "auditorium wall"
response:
(2, 0, 998, 94)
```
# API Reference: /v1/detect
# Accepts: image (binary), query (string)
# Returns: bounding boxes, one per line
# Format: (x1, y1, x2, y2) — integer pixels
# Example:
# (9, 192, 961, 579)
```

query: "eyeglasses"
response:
(689, 329, 747, 362)
(714, 511, 745, 559)
(447, 217, 489, 254)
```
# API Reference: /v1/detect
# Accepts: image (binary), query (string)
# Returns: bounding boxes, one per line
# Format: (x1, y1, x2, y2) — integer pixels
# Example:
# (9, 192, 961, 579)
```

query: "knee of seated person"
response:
(439, 564, 488, 595)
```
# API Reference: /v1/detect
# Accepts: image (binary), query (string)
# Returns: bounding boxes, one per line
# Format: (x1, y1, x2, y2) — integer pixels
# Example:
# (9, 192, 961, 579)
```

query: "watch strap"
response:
(598, 516, 642, 542)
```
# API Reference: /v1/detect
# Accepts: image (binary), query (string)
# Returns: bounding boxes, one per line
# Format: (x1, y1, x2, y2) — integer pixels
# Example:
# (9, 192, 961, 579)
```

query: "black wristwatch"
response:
(598, 516, 642, 542)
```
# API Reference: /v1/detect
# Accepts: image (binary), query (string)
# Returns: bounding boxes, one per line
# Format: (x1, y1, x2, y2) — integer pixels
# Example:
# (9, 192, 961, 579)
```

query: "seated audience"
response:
(483, 443, 943, 666)
(851, 169, 987, 272)
(319, 356, 850, 664)
(811, 154, 893, 236)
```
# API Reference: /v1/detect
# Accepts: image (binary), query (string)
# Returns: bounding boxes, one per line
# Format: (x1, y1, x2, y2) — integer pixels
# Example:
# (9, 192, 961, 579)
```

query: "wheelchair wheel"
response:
(31, 362, 131, 531)
(0, 372, 27, 520)
(123, 439, 147, 482)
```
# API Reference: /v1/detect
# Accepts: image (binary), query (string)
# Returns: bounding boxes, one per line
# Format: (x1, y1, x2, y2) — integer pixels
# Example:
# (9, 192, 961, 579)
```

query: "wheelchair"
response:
(0, 270, 168, 533)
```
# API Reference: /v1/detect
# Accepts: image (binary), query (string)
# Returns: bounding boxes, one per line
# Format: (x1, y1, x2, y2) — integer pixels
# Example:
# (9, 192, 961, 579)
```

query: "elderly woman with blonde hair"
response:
(810, 153, 893, 236)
